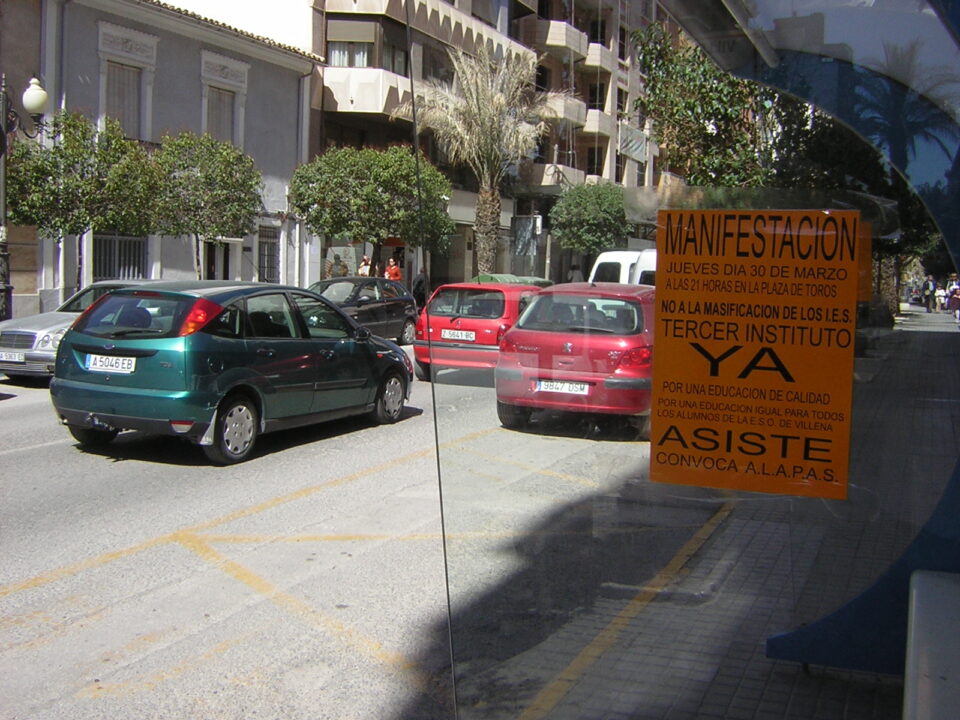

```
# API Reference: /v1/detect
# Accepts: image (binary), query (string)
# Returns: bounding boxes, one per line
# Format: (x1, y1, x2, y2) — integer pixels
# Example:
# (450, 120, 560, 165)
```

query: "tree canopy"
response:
(290, 145, 454, 255)
(549, 182, 629, 253)
(392, 44, 555, 273)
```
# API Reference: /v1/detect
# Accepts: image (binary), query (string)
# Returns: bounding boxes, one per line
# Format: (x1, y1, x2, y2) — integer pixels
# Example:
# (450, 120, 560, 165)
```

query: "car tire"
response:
(372, 371, 406, 424)
(68, 425, 119, 447)
(414, 360, 431, 382)
(631, 414, 652, 441)
(398, 319, 416, 345)
(203, 395, 259, 465)
(497, 401, 531, 429)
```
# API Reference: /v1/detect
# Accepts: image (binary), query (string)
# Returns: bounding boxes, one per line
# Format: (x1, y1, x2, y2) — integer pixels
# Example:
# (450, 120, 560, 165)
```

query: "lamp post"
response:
(0, 74, 48, 320)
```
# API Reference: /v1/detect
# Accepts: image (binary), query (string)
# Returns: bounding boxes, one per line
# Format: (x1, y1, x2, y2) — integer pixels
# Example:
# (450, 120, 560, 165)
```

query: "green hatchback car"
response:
(50, 281, 413, 464)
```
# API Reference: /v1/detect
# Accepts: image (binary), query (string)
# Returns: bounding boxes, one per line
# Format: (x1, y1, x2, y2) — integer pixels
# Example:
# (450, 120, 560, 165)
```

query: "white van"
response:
(588, 249, 657, 285)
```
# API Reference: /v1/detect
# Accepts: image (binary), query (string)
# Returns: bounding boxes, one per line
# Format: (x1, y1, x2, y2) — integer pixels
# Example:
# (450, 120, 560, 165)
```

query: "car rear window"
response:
(517, 294, 644, 334)
(592, 261, 632, 283)
(72, 292, 191, 339)
(428, 289, 505, 318)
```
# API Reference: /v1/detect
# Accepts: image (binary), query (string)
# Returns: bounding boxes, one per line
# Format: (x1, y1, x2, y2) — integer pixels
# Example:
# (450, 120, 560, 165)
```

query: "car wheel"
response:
(414, 360, 431, 382)
(398, 319, 416, 345)
(631, 414, 652, 440)
(68, 425, 119, 447)
(372, 371, 406, 424)
(497, 401, 531, 429)
(203, 395, 258, 465)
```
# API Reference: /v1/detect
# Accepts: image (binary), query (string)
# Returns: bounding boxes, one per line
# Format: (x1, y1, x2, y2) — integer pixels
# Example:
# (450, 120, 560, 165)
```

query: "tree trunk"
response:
(194, 234, 203, 280)
(474, 187, 501, 275)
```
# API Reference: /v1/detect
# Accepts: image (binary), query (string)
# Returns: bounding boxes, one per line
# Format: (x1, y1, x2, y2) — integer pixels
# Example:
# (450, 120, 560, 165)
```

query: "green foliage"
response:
(634, 24, 774, 187)
(6, 111, 159, 237)
(549, 183, 629, 253)
(153, 132, 263, 240)
(290, 146, 454, 254)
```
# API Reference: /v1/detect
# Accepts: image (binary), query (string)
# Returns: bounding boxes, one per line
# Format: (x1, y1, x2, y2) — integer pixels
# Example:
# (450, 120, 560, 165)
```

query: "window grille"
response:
(258, 227, 280, 283)
(93, 234, 147, 281)
(106, 61, 141, 138)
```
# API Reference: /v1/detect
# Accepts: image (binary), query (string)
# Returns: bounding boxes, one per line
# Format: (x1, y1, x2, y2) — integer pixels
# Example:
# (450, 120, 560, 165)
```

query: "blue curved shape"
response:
(766, 457, 960, 674)
(731, 46, 960, 674)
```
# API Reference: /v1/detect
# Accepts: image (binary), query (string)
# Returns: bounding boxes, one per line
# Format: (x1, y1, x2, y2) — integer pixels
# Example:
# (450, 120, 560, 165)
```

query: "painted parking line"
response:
(516, 499, 736, 720)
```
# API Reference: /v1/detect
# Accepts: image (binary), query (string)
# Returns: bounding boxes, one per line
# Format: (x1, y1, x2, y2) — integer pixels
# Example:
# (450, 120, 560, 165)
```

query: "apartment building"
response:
(166, 0, 666, 284)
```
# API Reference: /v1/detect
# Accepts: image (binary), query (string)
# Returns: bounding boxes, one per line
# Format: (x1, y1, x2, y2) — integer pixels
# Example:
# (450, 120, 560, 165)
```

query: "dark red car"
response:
(413, 282, 541, 380)
(494, 282, 655, 436)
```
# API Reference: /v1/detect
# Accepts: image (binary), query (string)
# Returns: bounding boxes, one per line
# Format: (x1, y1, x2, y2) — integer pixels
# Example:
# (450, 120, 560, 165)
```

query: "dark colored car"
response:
(50, 281, 413, 464)
(494, 282, 655, 437)
(413, 282, 541, 381)
(0, 279, 154, 379)
(308, 277, 418, 345)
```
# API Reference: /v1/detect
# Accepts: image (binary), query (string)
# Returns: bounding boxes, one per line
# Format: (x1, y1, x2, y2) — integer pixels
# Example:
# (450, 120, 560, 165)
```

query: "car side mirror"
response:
(355, 326, 372, 340)
(356, 296, 371, 306)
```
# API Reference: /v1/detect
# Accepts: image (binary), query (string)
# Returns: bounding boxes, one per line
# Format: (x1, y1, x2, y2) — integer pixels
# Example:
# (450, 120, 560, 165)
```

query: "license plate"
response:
(86, 354, 136, 374)
(537, 380, 589, 395)
(441, 329, 476, 342)
(0, 351, 25, 362)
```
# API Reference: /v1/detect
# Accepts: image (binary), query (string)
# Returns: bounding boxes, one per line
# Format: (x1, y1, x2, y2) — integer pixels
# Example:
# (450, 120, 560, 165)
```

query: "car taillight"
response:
(619, 346, 652, 369)
(178, 298, 224, 336)
(496, 322, 510, 344)
(500, 334, 517, 353)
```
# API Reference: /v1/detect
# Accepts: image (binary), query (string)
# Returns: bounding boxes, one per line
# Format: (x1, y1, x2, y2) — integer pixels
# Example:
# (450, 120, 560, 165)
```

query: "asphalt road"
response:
(0, 362, 666, 720)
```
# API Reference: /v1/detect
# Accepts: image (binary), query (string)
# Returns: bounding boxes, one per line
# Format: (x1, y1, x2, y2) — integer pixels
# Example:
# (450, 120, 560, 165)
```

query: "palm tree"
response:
(854, 40, 960, 175)
(393, 44, 555, 274)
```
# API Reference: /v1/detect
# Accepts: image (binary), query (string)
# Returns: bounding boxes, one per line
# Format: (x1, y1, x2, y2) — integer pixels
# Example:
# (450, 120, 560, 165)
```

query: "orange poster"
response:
(650, 209, 860, 500)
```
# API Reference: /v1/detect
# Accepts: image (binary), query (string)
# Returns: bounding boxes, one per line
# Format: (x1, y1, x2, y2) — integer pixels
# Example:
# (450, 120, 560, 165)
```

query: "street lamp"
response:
(0, 74, 48, 320)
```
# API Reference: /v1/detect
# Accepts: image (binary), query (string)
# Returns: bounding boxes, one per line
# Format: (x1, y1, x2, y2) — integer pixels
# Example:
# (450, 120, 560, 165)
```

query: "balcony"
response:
(517, 160, 586, 190)
(583, 42, 616, 74)
(517, 17, 588, 61)
(321, 67, 410, 115)
(582, 108, 616, 137)
(545, 94, 587, 127)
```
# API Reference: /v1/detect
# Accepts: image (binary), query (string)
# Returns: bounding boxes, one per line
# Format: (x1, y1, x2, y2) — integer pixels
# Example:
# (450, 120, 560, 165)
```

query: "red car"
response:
(494, 282, 655, 436)
(413, 282, 542, 380)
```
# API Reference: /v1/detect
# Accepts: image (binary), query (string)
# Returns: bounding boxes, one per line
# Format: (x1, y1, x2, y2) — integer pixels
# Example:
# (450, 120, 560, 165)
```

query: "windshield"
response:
(310, 281, 357, 303)
(72, 292, 192, 339)
(428, 288, 505, 318)
(517, 294, 643, 334)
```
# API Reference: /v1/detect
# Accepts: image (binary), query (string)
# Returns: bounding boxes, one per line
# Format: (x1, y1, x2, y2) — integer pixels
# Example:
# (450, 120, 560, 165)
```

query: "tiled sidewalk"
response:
(450, 305, 960, 720)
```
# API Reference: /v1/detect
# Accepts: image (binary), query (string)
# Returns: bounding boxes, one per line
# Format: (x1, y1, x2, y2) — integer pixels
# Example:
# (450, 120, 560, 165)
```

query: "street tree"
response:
(392, 44, 555, 273)
(6, 111, 159, 288)
(289, 145, 454, 260)
(549, 182, 629, 253)
(153, 132, 263, 278)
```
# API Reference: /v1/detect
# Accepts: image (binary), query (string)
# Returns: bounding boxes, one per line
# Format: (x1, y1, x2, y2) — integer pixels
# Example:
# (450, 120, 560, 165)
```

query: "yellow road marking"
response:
(516, 500, 735, 720)
(457, 446, 600, 488)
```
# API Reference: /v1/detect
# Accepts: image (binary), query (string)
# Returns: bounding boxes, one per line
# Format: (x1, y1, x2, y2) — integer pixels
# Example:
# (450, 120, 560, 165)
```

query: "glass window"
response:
(106, 61, 141, 139)
(246, 294, 298, 339)
(381, 282, 401, 299)
(588, 83, 606, 111)
(204, 301, 245, 339)
(207, 86, 235, 143)
(383, 44, 408, 77)
(292, 293, 351, 339)
(428, 289, 504, 318)
(329, 41, 372, 67)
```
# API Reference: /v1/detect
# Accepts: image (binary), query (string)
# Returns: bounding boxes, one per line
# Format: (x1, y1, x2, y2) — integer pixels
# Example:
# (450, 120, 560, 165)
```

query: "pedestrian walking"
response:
(385, 257, 402, 282)
(357, 255, 371, 277)
(412, 268, 428, 308)
(922, 274, 937, 312)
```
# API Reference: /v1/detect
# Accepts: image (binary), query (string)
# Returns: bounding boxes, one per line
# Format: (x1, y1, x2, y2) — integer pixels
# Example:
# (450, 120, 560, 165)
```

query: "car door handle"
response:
(321, 350, 335, 360)
(256, 347, 276, 358)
